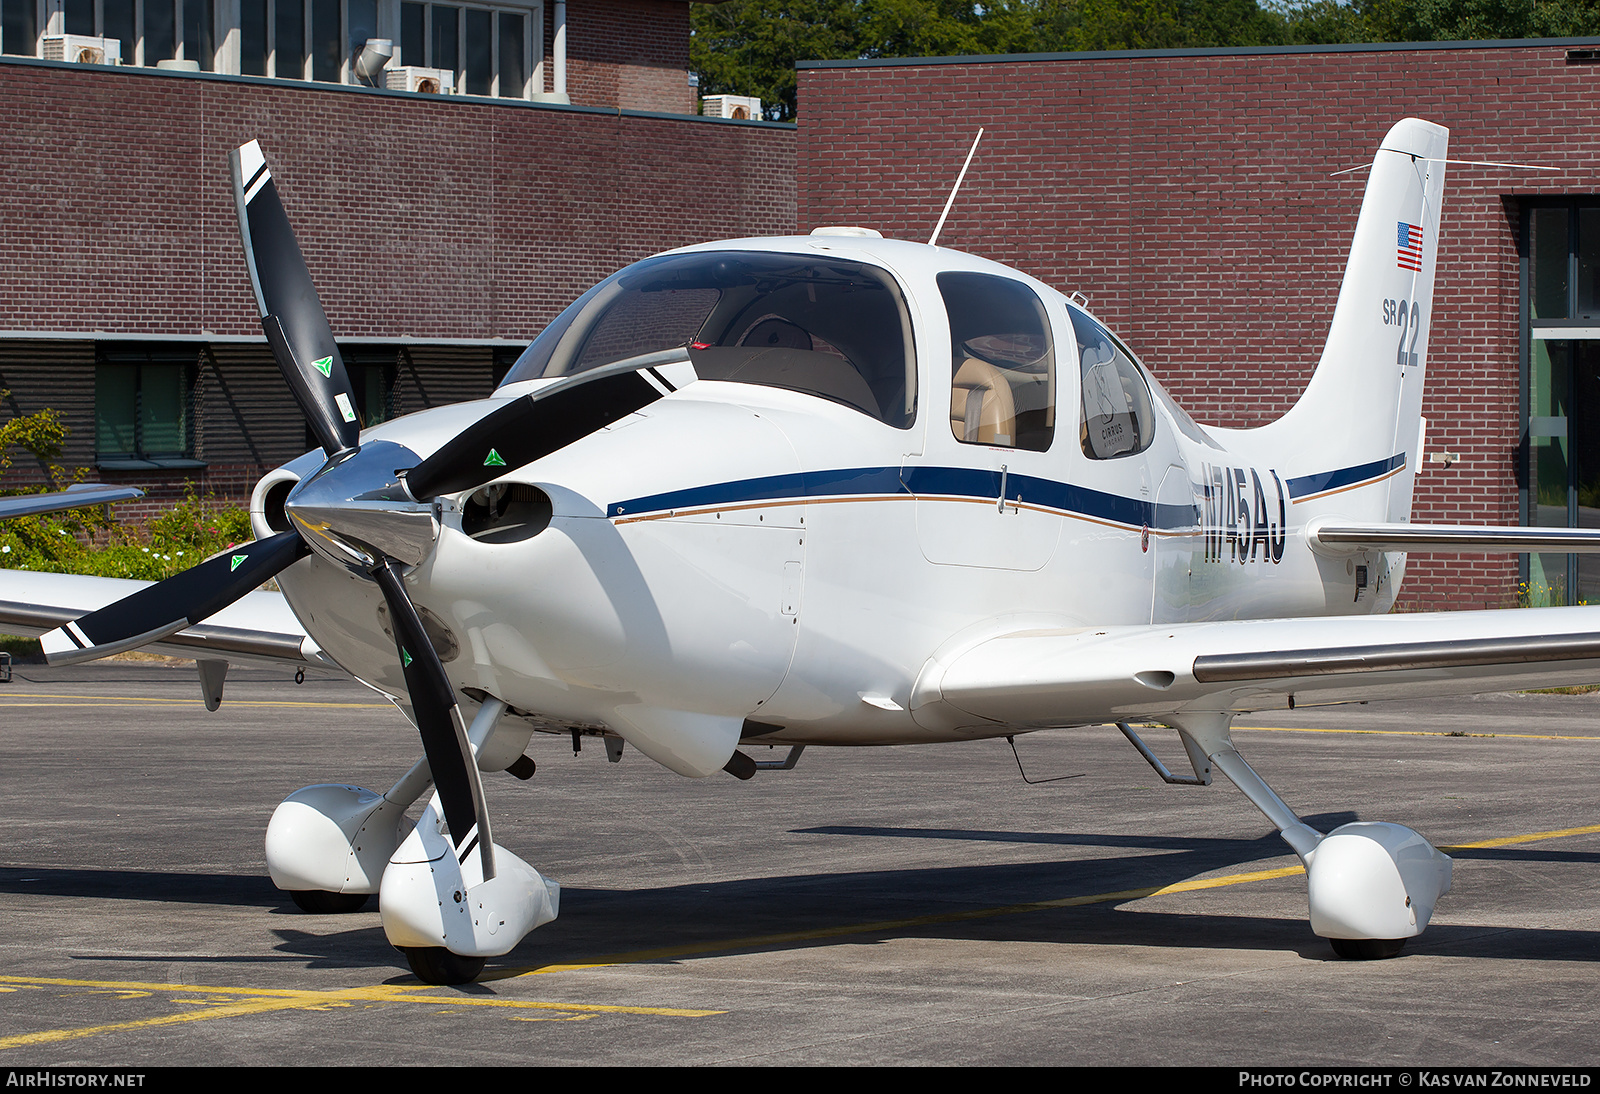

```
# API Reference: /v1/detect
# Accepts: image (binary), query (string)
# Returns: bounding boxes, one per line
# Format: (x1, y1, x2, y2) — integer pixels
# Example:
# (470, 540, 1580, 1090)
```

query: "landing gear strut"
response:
(1151, 713, 1452, 959)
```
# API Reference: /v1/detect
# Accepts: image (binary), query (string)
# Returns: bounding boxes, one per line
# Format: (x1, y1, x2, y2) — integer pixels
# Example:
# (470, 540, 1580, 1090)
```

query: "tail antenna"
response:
(927, 128, 984, 247)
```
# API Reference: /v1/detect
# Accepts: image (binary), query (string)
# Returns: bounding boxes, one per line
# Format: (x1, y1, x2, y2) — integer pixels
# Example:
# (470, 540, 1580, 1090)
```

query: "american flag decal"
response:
(1396, 221, 1424, 272)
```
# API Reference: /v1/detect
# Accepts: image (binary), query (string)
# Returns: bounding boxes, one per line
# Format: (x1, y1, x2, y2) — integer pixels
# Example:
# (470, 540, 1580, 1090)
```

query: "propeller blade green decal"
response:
(483, 449, 506, 467)
(230, 554, 247, 572)
(313, 356, 333, 378)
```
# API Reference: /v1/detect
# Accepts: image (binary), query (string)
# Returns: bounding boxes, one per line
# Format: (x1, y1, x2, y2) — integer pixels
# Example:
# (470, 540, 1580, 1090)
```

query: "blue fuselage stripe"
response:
(1284, 454, 1406, 499)
(608, 466, 1196, 529)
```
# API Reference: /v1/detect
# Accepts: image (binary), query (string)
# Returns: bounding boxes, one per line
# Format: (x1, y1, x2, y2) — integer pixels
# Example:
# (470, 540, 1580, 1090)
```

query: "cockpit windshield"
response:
(500, 251, 918, 428)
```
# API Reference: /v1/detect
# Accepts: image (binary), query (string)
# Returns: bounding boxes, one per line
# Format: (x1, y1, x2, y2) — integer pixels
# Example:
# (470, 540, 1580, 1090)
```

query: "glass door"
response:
(1524, 202, 1600, 605)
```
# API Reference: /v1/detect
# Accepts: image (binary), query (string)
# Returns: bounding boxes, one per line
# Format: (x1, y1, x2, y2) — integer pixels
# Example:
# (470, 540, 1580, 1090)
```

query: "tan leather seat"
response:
(950, 357, 1016, 445)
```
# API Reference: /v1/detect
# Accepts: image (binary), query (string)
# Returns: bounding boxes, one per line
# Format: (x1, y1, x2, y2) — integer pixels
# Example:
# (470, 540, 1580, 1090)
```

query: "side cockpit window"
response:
(1071, 307, 1155, 459)
(938, 272, 1054, 452)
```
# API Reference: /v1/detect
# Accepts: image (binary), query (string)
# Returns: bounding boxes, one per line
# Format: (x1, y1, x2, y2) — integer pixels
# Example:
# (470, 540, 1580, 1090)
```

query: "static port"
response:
(462, 483, 553, 544)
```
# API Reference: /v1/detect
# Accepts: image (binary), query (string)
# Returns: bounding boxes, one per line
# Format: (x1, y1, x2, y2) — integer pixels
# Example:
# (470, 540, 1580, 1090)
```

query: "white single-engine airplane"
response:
(7, 118, 1600, 985)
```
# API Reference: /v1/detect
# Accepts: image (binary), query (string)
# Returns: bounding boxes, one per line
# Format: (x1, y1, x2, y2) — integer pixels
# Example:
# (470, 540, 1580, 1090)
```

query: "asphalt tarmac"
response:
(1, 661, 1598, 1066)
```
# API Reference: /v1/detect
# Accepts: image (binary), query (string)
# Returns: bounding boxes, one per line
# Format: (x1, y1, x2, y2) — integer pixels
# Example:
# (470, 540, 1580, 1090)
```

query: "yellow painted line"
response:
(1441, 822, 1600, 851)
(6, 822, 1595, 1047)
(0, 994, 329, 1048)
(0, 974, 720, 1051)
(0, 692, 386, 709)
(1236, 724, 1600, 742)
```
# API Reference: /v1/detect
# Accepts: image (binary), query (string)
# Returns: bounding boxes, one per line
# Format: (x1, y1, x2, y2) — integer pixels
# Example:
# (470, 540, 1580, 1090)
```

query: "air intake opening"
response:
(263, 479, 296, 534)
(462, 483, 553, 544)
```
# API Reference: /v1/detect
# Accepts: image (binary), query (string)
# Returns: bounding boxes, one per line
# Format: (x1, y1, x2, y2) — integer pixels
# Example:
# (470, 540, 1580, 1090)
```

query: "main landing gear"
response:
(1124, 712, 1452, 959)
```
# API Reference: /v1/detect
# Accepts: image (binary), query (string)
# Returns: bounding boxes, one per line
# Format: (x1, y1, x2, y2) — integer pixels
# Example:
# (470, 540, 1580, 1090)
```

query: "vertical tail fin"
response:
(1270, 119, 1449, 523)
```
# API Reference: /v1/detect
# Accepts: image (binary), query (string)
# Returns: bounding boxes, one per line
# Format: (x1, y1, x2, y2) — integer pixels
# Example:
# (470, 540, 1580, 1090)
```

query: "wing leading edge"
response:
(921, 607, 1600, 729)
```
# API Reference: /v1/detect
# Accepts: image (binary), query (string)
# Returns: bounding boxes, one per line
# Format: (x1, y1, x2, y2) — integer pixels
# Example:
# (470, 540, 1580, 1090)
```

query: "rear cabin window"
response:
(938, 272, 1054, 452)
(501, 251, 917, 428)
(1071, 307, 1155, 459)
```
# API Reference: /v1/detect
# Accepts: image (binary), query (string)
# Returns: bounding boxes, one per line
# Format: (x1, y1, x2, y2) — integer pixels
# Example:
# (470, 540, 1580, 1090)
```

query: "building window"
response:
(1, 0, 38, 56)
(1522, 198, 1600, 606)
(400, 1, 529, 97)
(345, 351, 395, 427)
(237, 0, 391, 84)
(58, 0, 212, 68)
(95, 346, 197, 466)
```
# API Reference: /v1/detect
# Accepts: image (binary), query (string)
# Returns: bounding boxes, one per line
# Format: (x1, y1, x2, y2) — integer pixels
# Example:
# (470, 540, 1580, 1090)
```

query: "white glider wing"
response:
(0, 484, 143, 519)
(924, 607, 1600, 729)
(0, 568, 317, 666)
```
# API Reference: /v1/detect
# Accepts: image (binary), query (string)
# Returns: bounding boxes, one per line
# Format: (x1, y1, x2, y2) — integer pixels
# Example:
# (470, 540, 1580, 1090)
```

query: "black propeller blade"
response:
(229, 140, 361, 458)
(39, 531, 309, 665)
(372, 557, 495, 876)
(403, 366, 673, 501)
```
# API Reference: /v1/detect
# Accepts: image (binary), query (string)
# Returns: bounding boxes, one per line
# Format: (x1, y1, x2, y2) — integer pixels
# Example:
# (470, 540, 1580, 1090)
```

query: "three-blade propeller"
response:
(39, 139, 682, 872)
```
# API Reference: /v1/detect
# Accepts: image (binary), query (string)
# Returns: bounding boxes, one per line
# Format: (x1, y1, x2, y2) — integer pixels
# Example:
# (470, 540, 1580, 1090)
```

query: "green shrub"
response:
(0, 488, 254, 581)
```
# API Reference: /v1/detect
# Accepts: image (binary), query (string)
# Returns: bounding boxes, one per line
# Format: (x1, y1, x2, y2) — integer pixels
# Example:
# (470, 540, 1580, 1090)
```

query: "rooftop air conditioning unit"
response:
(43, 34, 121, 65)
(386, 66, 454, 94)
(701, 94, 761, 121)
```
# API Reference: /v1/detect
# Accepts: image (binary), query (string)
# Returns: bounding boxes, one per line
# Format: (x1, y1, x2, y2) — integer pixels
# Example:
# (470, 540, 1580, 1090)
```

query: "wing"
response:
(921, 606, 1600, 729)
(0, 484, 143, 520)
(0, 568, 321, 666)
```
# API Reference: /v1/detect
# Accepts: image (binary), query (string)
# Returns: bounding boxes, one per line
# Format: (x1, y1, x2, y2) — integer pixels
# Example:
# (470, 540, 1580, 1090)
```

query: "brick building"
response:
(797, 39, 1600, 611)
(0, 2, 794, 515)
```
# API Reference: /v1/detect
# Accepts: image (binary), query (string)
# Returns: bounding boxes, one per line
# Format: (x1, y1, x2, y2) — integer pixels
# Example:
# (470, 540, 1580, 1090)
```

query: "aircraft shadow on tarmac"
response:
(5, 812, 1598, 977)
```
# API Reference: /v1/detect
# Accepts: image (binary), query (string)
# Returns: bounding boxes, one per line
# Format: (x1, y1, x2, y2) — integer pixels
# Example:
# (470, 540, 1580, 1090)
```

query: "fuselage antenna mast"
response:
(927, 128, 984, 247)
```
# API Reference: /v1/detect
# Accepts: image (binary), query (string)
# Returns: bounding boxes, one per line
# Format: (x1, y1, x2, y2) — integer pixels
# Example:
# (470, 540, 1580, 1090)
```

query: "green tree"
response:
(691, 0, 1600, 122)
(691, 0, 1297, 120)
(692, 0, 866, 121)
(1275, 0, 1600, 43)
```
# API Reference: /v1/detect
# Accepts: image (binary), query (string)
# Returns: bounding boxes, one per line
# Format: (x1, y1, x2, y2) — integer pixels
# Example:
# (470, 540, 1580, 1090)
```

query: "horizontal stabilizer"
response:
(1308, 520, 1600, 555)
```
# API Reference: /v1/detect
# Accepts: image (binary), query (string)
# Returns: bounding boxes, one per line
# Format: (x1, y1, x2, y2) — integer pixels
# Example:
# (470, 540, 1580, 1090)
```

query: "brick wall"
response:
(0, 58, 794, 343)
(798, 43, 1600, 610)
(560, 0, 695, 113)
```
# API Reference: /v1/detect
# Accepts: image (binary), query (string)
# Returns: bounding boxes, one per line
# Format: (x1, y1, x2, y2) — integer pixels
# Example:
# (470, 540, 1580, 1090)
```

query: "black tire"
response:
(402, 946, 487, 985)
(289, 889, 370, 914)
(1329, 936, 1406, 960)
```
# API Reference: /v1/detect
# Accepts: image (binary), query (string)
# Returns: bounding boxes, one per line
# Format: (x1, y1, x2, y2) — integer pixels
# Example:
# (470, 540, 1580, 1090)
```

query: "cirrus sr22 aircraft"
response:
(5, 118, 1599, 985)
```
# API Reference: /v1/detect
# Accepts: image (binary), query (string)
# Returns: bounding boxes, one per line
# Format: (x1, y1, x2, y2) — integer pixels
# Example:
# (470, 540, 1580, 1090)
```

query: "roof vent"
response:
(809, 226, 883, 238)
